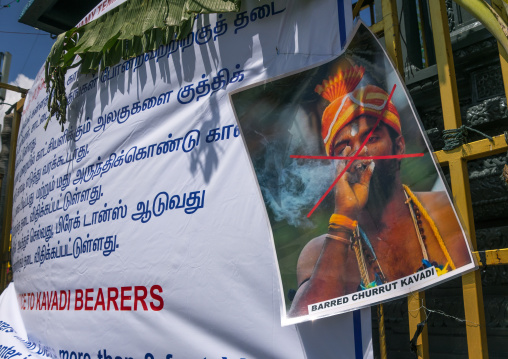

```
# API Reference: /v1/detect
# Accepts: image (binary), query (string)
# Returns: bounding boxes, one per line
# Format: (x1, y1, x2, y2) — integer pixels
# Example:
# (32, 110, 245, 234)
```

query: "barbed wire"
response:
(408, 292, 479, 327)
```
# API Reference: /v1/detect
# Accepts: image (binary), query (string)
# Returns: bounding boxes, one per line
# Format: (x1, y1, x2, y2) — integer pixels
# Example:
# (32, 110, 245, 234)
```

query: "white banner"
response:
(6, 0, 376, 358)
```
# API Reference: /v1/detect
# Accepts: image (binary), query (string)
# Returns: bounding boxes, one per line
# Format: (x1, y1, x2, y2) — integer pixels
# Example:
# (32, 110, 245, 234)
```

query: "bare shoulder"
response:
(414, 190, 449, 206)
(413, 191, 460, 225)
(414, 190, 472, 267)
(295, 234, 327, 287)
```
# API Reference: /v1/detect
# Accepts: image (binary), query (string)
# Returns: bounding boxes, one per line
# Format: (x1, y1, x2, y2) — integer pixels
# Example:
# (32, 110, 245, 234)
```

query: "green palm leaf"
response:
(45, 0, 241, 129)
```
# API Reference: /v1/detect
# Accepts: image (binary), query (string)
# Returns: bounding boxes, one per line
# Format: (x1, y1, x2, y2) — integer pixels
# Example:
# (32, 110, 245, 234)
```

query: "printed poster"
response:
(230, 23, 477, 325)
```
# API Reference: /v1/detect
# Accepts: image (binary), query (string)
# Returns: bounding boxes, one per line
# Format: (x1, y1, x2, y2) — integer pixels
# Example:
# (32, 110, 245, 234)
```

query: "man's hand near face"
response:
(334, 145, 375, 220)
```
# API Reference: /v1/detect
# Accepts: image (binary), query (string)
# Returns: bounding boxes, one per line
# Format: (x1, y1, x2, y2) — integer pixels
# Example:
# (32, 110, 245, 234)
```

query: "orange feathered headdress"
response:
(315, 66, 401, 155)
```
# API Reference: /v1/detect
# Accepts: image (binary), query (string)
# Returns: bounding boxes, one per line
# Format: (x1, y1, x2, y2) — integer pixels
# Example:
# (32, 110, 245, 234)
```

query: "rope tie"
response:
(442, 125, 493, 151)
(409, 315, 428, 357)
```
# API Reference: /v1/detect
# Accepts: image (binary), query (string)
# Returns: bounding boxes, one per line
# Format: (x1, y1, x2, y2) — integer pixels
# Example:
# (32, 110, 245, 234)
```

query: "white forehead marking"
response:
(350, 122, 358, 136)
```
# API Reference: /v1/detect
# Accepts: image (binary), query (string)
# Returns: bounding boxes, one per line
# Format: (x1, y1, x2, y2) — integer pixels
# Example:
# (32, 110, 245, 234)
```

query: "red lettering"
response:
(107, 287, 119, 310)
(55, 285, 163, 311)
(75, 289, 83, 310)
(51, 291, 58, 310)
(84, 288, 94, 311)
(59, 291, 67, 310)
(150, 285, 164, 311)
(120, 286, 132, 311)
(134, 286, 148, 311)
(94, 288, 105, 311)
(41, 292, 47, 310)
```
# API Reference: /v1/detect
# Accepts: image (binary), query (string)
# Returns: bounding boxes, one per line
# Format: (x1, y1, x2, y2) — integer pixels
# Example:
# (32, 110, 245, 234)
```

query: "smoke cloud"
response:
(256, 146, 336, 229)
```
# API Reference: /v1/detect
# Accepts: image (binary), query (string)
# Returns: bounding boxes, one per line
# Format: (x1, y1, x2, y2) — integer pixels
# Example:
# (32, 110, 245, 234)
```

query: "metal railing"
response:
(365, 0, 508, 357)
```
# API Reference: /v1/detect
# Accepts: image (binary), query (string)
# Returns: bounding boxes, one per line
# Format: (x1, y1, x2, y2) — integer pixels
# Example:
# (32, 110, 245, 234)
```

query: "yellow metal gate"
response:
(361, 0, 508, 357)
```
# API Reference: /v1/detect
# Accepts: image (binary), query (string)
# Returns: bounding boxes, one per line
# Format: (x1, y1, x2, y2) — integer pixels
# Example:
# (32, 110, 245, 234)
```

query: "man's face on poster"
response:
(330, 115, 405, 194)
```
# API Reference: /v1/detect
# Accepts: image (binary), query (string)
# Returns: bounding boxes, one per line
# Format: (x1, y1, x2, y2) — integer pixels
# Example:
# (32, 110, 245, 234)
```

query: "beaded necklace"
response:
(402, 184, 456, 274)
(353, 185, 456, 289)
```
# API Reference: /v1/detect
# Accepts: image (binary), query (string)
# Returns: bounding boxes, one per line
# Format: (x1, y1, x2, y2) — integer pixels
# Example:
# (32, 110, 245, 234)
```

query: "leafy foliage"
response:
(44, 0, 241, 130)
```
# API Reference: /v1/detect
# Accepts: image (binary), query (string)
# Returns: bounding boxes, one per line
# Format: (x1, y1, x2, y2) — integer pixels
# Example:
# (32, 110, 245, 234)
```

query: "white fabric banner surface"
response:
(4, 0, 375, 358)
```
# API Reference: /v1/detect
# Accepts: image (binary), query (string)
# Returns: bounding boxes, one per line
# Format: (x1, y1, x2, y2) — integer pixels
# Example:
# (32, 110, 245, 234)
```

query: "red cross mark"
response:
(290, 85, 425, 217)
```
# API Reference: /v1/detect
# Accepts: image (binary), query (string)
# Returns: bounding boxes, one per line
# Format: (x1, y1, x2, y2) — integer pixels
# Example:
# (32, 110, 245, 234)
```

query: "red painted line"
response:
(307, 84, 397, 218)
(291, 153, 424, 160)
